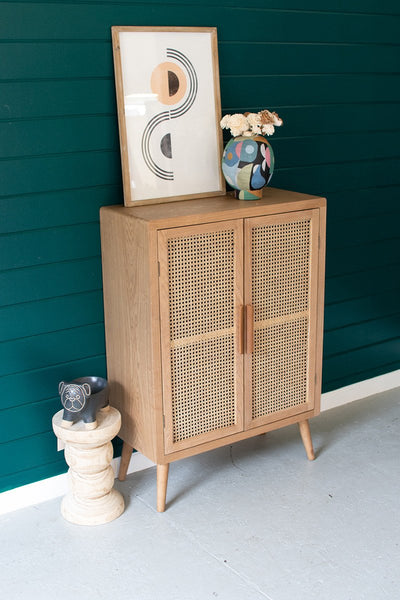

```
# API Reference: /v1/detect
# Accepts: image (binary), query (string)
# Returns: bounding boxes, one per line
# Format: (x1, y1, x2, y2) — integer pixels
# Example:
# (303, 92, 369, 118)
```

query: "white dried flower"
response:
(227, 113, 249, 137)
(220, 114, 232, 129)
(261, 123, 275, 136)
(246, 112, 261, 127)
(230, 127, 244, 136)
(245, 113, 261, 135)
(220, 108, 283, 137)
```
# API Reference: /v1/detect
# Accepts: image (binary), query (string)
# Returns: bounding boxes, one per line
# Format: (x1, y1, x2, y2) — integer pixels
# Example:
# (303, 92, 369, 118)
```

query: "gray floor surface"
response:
(1, 388, 399, 600)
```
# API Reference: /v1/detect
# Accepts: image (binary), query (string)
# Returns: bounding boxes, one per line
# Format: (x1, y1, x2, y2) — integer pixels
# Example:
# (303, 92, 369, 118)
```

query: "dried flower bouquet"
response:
(220, 109, 283, 138)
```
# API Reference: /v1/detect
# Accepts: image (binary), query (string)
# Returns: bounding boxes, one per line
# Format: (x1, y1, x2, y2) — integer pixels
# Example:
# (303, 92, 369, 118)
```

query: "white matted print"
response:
(112, 26, 225, 206)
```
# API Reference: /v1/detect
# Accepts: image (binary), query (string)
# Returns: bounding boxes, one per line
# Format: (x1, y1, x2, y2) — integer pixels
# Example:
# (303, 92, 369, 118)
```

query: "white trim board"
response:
(0, 452, 155, 518)
(320, 369, 399, 411)
(1, 369, 399, 517)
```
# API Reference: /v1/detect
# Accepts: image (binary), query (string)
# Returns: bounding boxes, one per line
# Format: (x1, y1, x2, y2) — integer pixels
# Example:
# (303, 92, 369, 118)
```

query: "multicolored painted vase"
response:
(221, 135, 274, 200)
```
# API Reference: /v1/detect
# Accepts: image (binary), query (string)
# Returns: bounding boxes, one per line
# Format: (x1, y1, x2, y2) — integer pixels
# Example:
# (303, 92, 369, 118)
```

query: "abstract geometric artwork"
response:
(112, 27, 225, 206)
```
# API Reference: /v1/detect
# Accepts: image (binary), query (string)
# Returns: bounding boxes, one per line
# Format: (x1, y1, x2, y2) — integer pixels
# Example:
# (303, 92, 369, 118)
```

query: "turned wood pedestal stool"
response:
(52, 406, 125, 525)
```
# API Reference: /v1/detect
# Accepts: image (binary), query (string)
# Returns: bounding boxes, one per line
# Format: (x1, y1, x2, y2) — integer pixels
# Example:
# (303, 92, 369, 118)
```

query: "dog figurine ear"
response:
(58, 381, 66, 395)
(82, 383, 91, 397)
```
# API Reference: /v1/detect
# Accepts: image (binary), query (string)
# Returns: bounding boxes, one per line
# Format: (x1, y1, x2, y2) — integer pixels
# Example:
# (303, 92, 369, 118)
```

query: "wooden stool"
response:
(52, 407, 125, 526)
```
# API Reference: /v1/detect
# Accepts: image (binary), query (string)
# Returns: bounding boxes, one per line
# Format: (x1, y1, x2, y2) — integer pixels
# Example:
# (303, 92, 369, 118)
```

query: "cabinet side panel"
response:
(100, 209, 160, 461)
(313, 202, 327, 414)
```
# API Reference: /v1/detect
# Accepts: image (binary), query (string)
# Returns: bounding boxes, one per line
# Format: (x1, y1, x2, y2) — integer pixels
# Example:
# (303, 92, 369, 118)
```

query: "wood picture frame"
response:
(111, 26, 225, 207)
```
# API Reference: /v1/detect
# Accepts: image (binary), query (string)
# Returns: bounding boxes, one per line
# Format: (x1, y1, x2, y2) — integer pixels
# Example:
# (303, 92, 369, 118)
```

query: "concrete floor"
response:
(1, 387, 399, 600)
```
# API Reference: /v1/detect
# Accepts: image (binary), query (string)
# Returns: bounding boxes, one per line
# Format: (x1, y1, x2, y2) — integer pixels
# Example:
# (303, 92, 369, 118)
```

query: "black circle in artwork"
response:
(160, 133, 172, 159)
(168, 70, 180, 97)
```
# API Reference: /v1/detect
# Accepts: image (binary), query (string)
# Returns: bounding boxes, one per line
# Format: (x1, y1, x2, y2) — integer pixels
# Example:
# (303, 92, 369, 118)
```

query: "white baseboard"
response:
(320, 369, 399, 412)
(1, 369, 398, 517)
(0, 452, 155, 517)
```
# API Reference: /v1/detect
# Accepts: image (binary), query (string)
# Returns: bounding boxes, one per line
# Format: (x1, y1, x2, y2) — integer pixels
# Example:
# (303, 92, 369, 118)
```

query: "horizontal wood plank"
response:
(219, 42, 400, 76)
(0, 79, 115, 120)
(323, 361, 400, 393)
(324, 290, 400, 331)
(0, 323, 106, 377)
(326, 238, 399, 277)
(0, 186, 121, 235)
(0, 456, 66, 494)
(327, 212, 400, 245)
(0, 431, 63, 480)
(0, 257, 102, 307)
(0, 398, 59, 444)
(323, 339, 400, 386)
(0, 223, 101, 271)
(324, 314, 400, 357)
(0, 151, 121, 197)
(0, 290, 104, 342)
(325, 264, 400, 304)
(272, 158, 400, 195)
(1, 3, 399, 44)
(2, 40, 399, 81)
(0, 355, 106, 411)
(272, 130, 400, 169)
(0, 116, 119, 160)
(221, 74, 400, 108)
(325, 186, 400, 220)
(10, 0, 400, 13)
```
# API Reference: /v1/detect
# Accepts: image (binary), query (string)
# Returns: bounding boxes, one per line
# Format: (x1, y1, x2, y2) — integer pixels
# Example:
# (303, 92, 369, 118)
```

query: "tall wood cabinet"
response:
(100, 188, 326, 511)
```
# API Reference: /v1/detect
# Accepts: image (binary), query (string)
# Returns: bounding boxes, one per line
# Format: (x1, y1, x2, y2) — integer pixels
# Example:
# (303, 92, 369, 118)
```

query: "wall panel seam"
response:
(323, 361, 400, 386)
(0, 351, 105, 380)
(324, 312, 400, 333)
(324, 336, 400, 360)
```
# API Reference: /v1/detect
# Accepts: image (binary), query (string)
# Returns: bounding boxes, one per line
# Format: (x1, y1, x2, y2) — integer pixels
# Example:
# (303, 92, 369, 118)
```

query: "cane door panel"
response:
(244, 210, 320, 429)
(158, 220, 244, 454)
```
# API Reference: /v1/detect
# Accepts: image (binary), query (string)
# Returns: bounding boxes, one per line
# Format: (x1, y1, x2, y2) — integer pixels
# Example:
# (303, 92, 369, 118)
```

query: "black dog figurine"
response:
(58, 376, 109, 429)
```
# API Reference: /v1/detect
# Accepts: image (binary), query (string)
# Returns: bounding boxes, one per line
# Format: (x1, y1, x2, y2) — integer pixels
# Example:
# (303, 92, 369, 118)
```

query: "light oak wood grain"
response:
(157, 463, 169, 512)
(118, 441, 134, 481)
(299, 419, 316, 460)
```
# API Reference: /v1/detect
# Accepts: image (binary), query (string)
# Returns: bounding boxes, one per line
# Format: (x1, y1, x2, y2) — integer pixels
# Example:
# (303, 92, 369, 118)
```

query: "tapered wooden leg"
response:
(298, 420, 315, 461)
(118, 442, 134, 481)
(157, 463, 169, 513)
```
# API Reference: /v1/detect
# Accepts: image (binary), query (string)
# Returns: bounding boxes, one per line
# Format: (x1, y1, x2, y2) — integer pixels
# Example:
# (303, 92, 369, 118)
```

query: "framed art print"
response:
(111, 26, 225, 206)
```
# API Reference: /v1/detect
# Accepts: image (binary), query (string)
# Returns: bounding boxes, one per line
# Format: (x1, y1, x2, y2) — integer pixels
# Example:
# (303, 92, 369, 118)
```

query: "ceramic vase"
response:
(221, 134, 274, 200)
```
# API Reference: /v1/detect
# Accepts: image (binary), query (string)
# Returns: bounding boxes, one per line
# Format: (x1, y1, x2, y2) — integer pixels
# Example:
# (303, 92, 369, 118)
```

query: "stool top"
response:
(52, 407, 121, 444)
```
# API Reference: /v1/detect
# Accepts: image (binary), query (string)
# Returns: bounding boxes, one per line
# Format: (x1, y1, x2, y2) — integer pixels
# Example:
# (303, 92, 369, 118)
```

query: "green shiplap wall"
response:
(1, 1, 399, 493)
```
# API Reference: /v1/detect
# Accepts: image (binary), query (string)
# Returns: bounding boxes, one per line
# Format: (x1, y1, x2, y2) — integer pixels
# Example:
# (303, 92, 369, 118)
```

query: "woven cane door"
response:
(244, 210, 320, 429)
(158, 220, 244, 454)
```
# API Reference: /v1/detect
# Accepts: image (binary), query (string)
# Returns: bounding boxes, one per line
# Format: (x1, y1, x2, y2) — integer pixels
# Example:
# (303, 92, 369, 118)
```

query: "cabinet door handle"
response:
(237, 305, 245, 354)
(246, 305, 254, 354)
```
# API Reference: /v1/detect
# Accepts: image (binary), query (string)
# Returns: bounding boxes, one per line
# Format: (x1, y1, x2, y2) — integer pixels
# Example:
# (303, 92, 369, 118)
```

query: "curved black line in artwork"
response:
(141, 48, 199, 181)
(166, 49, 198, 118)
(141, 111, 174, 180)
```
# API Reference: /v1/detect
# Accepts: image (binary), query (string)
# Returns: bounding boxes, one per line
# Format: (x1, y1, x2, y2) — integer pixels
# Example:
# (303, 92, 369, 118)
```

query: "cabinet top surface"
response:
(101, 187, 326, 228)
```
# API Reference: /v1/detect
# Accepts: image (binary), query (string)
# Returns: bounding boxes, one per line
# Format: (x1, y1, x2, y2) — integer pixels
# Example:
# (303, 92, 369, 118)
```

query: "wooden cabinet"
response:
(100, 188, 326, 511)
